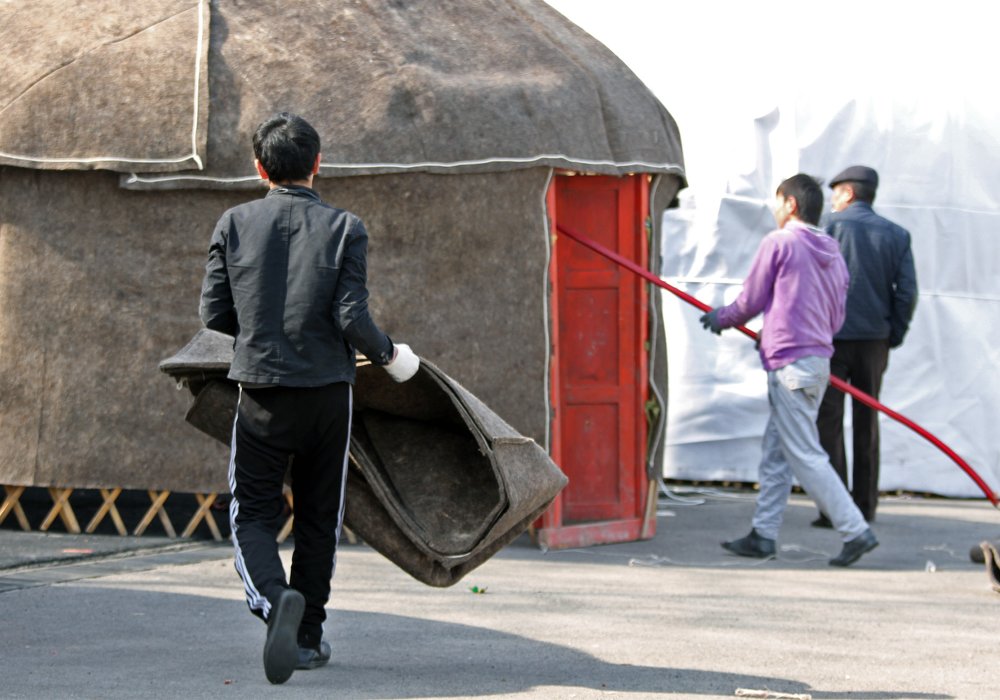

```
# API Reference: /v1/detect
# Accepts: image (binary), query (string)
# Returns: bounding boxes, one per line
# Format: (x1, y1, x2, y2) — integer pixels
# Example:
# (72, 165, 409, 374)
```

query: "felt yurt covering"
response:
(160, 328, 568, 586)
(0, 2, 685, 504)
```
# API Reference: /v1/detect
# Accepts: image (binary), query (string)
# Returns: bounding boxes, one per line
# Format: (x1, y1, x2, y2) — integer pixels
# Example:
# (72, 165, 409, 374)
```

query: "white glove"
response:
(384, 343, 419, 382)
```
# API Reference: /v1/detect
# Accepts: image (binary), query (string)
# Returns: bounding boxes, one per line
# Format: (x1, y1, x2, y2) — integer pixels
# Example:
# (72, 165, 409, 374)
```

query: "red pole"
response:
(555, 222, 999, 507)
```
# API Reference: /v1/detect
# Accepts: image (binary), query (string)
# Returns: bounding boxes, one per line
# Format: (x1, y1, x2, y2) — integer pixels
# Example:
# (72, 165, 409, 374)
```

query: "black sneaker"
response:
(297, 640, 332, 670)
(829, 528, 879, 567)
(263, 589, 305, 684)
(811, 514, 833, 529)
(721, 529, 776, 558)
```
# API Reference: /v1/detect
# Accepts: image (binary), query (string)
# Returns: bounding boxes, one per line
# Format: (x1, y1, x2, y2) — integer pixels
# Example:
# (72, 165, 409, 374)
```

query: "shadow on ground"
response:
(0, 579, 953, 699)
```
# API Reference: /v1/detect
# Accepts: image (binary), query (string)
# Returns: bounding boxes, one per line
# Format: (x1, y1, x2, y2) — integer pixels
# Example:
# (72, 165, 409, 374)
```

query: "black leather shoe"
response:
(297, 640, 332, 670)
(811, 514, 833, 529)
(970, 543, 987, 564)
(829, 528, 878, 567)
(721, 529, 776, 558)
(263, 589, 305, 684)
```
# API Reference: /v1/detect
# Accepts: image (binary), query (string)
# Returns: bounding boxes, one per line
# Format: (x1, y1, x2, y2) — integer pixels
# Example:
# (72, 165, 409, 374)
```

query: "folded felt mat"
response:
(159, 329, 567, 586)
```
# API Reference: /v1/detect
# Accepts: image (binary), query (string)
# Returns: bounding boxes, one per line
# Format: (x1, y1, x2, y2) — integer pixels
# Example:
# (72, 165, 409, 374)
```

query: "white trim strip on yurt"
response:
(124, 173, 261, 186)
(314, 155, 687, 173)
(0, 0, 206, 171)
(188, 0, 206, 170)
(0, 153, 203, 166)
(645, 175, 668, 479)
(123, 154, 685, 186)
(540, 168, 555, 454)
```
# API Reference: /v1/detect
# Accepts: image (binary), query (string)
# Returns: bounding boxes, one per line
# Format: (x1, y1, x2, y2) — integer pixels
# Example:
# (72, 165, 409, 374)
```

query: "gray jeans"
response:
(752, 356, 868, 542)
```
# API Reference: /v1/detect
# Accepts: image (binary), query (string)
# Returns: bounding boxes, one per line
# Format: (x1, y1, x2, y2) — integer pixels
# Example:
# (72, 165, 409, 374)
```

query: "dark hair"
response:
(846, 181, 876, 205)
(252, 112, 320, 183)
(776, 174, 824, 225)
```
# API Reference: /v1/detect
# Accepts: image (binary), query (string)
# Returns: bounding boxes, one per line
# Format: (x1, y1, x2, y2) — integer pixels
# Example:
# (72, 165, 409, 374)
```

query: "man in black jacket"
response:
(814, 166, 918, 526)
(200, 112, 419, 684)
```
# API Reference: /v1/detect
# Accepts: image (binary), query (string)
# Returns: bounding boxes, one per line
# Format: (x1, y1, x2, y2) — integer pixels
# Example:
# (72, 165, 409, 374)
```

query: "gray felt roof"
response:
(0, 0, 685, 188)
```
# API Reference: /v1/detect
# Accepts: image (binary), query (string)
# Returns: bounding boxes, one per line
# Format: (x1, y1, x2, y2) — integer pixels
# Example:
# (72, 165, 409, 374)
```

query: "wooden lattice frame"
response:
(1, 485, 223, 541)
(0, 484, 358, 545)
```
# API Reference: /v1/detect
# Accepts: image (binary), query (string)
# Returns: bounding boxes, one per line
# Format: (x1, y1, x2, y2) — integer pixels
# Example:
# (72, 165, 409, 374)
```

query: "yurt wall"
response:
(0, 166, 553, 495)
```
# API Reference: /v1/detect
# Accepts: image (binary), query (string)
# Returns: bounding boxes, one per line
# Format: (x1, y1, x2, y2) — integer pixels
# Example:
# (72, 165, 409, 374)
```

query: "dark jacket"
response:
(199, 185, 393, 386)
(826, 202, 918, 347)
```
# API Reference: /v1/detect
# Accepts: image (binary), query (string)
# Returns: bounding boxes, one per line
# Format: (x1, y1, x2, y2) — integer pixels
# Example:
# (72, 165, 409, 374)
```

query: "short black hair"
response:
(252, 112, 320, 183)
(846, 181, 876, 205)
(776, 174, 824, 225)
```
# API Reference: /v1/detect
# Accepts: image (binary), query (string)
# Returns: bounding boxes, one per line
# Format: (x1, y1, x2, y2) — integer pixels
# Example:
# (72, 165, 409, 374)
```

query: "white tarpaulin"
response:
(546, 1, 1000, 498)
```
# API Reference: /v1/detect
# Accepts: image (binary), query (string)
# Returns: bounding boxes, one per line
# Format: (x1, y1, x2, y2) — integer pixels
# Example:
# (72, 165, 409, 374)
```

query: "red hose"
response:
(555, 223, 999, 507)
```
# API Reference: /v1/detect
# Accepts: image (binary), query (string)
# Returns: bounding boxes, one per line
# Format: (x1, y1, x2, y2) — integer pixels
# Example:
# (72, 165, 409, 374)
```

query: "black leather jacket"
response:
(199, 185, 393, 386)
(826, 202, 918, 347)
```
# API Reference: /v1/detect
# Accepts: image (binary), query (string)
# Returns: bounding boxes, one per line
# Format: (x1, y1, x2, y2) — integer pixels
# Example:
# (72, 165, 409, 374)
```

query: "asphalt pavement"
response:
(1, 487, 998, 699)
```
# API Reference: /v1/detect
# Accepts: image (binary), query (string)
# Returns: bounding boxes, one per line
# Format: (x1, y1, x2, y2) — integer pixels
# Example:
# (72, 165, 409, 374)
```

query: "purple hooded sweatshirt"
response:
(716, 220, 849, 371)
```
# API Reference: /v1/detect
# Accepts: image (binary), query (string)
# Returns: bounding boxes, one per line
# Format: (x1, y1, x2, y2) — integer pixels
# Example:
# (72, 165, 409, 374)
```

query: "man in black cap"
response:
(813, 165, 918, 527)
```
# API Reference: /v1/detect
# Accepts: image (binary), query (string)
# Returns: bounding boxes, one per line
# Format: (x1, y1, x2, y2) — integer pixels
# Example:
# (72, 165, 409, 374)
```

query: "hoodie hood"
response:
(787, 220, 842, 268)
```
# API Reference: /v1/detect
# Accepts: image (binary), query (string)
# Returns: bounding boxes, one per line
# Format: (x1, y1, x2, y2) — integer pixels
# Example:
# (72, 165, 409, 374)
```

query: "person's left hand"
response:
(385, 343, 420, 382)
(699, 309, 723, 335)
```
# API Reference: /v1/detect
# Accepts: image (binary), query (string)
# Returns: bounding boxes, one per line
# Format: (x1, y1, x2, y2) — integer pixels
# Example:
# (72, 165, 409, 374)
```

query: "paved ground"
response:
(1, 488, 998, 699)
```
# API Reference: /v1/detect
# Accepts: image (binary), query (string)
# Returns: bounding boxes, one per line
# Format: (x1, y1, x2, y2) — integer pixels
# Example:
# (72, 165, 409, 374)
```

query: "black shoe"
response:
(263, 589, 305, 684)
(811, 514, 833, 529)
(970, 543, 987, 564)
(829, 528, 879, 567)
(297, 640, 332, 670)
(721, 529, 776, 558)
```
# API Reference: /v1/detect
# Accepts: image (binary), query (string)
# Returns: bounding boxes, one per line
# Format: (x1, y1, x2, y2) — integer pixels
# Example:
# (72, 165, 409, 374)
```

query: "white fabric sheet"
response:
(661, 96, 1000, 498)
(544, 0, 1000, 499)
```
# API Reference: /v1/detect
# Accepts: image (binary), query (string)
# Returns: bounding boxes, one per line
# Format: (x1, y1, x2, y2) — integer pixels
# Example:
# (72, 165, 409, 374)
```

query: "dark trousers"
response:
(228, 382, 352, 646)
(816, 339, 889, 521)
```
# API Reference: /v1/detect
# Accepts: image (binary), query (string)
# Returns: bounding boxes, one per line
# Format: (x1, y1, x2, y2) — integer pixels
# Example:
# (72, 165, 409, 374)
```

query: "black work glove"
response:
(699, 309, 723, 335)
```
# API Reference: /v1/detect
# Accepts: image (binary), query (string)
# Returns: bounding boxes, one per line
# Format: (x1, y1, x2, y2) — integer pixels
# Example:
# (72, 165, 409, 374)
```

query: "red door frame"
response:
(537, 173, 655, 549)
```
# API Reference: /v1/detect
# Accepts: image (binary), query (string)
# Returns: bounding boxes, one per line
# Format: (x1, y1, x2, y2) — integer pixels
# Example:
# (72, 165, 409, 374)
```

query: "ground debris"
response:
(735, 689, 811, 700)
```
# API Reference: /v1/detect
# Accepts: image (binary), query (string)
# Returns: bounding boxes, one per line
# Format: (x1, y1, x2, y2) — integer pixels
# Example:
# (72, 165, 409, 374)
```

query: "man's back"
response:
(201, 185, 393, 386)
(827, 202, 917, 345)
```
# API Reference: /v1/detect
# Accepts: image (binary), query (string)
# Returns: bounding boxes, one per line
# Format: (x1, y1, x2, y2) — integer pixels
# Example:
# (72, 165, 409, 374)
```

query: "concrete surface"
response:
(1, 488, 998, 699)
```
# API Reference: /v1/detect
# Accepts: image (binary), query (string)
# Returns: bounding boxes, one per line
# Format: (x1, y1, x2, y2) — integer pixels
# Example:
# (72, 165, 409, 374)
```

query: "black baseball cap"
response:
(829, 165, 879, 189)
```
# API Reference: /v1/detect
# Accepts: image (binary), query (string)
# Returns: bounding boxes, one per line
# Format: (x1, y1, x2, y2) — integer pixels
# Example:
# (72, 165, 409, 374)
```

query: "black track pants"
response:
(228, 382, 351, 645)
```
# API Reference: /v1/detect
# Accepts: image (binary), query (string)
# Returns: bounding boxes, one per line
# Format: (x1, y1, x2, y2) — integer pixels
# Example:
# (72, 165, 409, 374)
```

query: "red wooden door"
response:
(552, 174, 648, 527)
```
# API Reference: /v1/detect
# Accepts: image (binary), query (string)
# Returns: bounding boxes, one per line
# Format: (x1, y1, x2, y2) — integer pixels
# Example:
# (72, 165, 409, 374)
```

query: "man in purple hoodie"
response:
(699, 174, 878, 567)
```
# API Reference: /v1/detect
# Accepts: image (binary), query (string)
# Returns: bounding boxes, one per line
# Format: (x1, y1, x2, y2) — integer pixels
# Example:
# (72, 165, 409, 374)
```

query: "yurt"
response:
(0, 0, 686, 547)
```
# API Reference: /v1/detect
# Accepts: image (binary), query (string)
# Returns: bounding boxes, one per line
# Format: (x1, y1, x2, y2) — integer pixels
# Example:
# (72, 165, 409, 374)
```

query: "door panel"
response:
(563, 403, 620, 507)
(554, 175, 643, 523)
